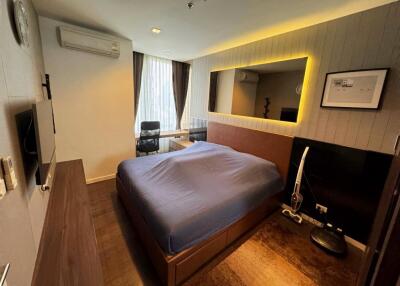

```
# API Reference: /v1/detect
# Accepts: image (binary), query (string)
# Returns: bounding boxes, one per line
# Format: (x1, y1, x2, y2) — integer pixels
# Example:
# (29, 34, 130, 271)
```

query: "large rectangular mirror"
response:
(208, 57, 308, 123)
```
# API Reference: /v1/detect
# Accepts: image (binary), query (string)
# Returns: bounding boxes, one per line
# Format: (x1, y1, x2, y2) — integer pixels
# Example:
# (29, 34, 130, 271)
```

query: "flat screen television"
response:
(32, 100, 56, 186)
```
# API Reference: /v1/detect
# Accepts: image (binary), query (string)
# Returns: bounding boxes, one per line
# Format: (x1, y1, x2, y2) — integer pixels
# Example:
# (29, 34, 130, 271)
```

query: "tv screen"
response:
(32, 100, 56, 185)
(280, 108, 298, 123)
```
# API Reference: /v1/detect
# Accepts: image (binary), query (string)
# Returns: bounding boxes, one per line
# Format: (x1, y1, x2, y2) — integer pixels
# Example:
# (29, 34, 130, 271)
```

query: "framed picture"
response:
(321, 68, 389, 109)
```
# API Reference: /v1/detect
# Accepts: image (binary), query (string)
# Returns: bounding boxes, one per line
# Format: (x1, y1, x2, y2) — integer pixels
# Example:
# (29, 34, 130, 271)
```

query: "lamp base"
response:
(310, 226, 347, 256)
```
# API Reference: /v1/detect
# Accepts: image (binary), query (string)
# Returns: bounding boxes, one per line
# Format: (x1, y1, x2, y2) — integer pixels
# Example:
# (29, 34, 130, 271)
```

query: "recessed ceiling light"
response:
(151, 27, 161, 34)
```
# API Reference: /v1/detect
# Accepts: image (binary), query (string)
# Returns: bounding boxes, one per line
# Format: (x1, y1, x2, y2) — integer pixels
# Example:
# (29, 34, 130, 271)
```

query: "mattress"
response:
(117, 141, 283, 254)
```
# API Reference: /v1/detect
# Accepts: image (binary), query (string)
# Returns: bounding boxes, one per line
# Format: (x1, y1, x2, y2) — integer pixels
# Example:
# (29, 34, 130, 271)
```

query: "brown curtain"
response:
(209, 71, 219, 112)
(133, 52, 144, 119)
(172, 61, 190, 130)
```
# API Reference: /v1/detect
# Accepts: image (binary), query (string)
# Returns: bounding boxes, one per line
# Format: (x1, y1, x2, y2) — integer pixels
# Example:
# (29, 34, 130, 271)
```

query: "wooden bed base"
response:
(117, 176, 282, 285)
(118, 122, 294, 285)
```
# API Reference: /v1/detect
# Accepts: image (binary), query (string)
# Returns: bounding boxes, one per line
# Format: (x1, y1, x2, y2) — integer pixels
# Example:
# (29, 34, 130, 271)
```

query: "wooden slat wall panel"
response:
(380, 4, 400, 152)
(191, 2, 400, 154)
(355, 6, 390, 150)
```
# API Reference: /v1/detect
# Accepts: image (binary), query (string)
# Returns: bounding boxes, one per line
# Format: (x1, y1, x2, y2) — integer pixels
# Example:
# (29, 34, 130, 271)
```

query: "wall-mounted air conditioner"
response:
(58, 26, 120, 58)
(238, 70, 259, 83)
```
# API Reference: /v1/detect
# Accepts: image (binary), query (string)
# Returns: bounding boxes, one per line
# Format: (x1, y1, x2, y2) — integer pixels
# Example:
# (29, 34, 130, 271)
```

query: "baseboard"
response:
(281, 204, 366, 252)
(86, 173, 116, 184)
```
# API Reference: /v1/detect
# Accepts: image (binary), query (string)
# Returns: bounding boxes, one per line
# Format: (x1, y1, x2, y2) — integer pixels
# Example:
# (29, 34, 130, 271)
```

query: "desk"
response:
(135, 129, 189, 140)
(169, 138, 194, 151)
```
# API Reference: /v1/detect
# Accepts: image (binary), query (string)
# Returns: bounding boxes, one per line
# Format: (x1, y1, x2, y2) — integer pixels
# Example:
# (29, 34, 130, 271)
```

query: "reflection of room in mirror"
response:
(209, 57, 307, 123)
(254, 70, 305, 120)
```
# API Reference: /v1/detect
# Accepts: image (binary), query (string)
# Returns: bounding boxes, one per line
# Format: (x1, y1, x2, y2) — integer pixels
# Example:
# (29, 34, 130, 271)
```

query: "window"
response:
(135, 55, 191, 133)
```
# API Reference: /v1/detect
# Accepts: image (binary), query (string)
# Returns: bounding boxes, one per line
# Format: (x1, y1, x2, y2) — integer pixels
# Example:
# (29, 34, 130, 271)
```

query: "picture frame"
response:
(320, 68, 389, 109)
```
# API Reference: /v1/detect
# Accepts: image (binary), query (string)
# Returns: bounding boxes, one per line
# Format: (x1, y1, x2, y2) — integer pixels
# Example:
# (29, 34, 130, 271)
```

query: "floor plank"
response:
(88, 179, 362, 286)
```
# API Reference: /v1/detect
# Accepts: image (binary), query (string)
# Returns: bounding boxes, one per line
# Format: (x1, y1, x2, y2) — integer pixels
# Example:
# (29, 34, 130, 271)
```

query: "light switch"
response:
(1, 157, 18, 191)
(0, 178, 6, 200)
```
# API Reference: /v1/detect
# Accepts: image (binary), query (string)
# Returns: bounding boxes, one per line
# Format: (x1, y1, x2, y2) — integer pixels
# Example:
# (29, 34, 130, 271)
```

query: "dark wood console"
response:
(32, 160, 103, 286)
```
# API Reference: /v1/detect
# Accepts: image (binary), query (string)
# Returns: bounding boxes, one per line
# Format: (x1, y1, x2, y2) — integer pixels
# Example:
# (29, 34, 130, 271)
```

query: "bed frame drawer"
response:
(227, 194, 280, 245)
(175, 232, 228, 284)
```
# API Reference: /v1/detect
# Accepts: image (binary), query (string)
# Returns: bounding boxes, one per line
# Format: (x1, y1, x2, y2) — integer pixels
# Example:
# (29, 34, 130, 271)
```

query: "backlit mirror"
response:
(208, 57, 308, 123)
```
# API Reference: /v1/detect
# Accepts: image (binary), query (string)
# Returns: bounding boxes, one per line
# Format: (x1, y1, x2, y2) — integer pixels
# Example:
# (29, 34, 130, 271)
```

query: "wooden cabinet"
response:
(32, 160, 103, 286)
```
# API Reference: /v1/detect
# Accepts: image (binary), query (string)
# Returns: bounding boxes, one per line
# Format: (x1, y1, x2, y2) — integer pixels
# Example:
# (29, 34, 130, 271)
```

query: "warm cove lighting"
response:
(151, 27, 161, 34)
(205, 0, 396, 56)
(210, 54, 313, 126)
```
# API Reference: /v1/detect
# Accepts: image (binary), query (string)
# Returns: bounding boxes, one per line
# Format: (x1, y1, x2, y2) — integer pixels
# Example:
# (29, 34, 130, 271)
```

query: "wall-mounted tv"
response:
(32, 100, 56, 186)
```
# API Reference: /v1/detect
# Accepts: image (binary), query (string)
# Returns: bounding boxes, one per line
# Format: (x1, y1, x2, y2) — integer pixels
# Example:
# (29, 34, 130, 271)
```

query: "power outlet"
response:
(316, 203, 328, 214)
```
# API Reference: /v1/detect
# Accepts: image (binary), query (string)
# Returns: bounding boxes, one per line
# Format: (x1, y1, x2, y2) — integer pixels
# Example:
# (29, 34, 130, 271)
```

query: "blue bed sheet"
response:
(118, 141, 283, 254)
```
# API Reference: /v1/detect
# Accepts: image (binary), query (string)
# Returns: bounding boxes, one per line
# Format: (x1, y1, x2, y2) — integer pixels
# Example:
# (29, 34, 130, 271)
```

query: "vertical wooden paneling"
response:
(341, 8, 369, 148)
(300, 23, 328, 139)
(355, 6, 391, 150)
(313, 21, 337, 141)
(323, 17, 350, 143)
(374, 3, 400, 153)
(190, 2, 400, 154)
(333, 13, 362, 146)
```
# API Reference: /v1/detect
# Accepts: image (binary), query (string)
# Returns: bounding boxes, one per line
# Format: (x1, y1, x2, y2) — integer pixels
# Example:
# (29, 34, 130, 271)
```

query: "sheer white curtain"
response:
(135, 55, 191, 133)
(135, 55, 176, 133)
(135, 55, 191, 152)
(181, 68, 191, 130)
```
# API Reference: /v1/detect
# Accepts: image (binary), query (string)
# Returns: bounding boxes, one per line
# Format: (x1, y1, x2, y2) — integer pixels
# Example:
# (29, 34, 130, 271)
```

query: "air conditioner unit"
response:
(58, 26, 120, 58)
(238, 71, 259, 83)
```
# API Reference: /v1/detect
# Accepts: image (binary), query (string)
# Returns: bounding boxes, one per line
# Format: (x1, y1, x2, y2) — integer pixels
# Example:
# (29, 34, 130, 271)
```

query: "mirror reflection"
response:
(208, 57, 307, 123)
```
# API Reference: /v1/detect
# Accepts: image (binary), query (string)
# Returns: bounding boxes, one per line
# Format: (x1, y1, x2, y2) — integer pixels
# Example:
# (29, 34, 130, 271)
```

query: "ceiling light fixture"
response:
(151, 27, 161, 34)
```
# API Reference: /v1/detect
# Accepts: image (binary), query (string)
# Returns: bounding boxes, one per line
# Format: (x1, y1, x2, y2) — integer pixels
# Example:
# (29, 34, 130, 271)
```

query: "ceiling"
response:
(32, 0, 395, 61)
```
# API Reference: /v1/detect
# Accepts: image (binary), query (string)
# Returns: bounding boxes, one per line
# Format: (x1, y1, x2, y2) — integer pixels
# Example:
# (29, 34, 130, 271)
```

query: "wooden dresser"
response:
(32, 160, 103, 286)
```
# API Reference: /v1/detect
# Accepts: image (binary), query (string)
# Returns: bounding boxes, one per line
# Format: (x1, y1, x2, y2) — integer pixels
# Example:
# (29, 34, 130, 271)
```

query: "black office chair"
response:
(136, 121, 160, 156)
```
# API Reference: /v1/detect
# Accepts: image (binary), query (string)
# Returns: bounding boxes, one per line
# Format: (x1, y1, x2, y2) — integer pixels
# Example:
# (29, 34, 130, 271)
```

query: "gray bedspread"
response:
(118, 141, 283, 254)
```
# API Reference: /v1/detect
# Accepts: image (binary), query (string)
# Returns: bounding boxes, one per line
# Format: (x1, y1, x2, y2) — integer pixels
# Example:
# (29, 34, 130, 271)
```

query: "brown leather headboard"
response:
(207, 122, 293, 183)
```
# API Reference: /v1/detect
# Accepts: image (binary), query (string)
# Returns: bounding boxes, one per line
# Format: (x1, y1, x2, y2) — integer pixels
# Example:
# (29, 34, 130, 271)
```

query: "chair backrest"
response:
(140, 121, 160, 140)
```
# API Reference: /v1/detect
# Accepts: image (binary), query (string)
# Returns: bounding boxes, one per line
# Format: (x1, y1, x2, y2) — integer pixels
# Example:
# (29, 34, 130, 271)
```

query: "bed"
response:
(117, 122, 293, 285)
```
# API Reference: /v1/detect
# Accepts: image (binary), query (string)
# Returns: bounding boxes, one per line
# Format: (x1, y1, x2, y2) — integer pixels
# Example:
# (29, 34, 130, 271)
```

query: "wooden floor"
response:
(88, 179, 362, 286)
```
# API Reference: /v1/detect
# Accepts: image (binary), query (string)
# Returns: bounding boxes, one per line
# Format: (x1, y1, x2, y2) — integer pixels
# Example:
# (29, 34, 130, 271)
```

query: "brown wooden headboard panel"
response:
(207, 122, 293, 183)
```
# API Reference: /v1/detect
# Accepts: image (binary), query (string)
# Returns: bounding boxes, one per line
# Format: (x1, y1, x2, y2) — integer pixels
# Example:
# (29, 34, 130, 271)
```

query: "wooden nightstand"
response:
(169, 138, 194, 152)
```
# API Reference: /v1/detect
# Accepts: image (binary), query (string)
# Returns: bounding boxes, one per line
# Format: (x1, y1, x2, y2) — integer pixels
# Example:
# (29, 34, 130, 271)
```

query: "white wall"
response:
(190, 2, 400, 154)
(39, 17, 135, 181)
(0, 0, 49, 285)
